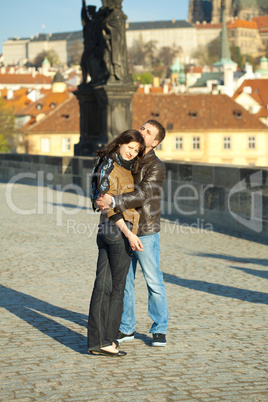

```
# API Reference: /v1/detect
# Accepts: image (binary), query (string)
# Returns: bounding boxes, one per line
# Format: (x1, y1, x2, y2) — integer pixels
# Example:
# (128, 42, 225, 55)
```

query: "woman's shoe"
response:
(89, 347, 127, 357)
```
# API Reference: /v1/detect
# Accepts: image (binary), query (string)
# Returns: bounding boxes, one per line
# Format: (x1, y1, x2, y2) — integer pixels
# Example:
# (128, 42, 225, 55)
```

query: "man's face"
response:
(139, 123, 159, 151)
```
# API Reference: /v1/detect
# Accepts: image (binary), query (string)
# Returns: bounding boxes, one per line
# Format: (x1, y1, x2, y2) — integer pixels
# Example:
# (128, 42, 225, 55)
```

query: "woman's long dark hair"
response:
(96, 129, 145, 173)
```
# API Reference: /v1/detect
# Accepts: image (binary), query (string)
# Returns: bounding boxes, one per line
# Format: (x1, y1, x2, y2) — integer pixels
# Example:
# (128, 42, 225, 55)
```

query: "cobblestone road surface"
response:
(0, 182, 267, 401)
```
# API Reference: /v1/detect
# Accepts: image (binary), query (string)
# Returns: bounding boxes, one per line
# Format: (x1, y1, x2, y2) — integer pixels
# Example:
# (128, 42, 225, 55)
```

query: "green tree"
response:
(132, 72, 153, 85)
(128, 36, 158, 72)
(0, 98, 15, 153)
(33, 49, 60, 68)
(230, 46, 243, 69)
(193, 37, 220, 66)
(68, 40, 84, 66)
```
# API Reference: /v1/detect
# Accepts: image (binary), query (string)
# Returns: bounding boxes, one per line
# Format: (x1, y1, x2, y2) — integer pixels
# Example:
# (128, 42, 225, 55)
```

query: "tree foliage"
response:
(33, 49, 60, 68)
(68, 40, 84, 66)
(193, 37, 220, 66)
(128, 36, 181, 81)
(132, 72, 153, 85)
(0, 98, 15, 153)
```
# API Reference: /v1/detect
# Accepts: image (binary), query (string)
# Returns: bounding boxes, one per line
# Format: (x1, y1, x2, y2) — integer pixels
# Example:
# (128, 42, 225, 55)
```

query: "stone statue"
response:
(80, 0, 130, 85)
(75, 0, 135, 156)
(80, 0, 108, 85)
(99, 0, 130, 83)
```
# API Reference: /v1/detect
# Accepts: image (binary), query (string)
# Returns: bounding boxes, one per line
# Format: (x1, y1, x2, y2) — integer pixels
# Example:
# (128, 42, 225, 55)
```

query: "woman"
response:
(88, 129, 145, 357)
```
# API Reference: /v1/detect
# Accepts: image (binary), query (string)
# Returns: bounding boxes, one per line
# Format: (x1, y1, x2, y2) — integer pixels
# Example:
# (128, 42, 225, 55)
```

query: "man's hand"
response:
(96, 193, 113, 210)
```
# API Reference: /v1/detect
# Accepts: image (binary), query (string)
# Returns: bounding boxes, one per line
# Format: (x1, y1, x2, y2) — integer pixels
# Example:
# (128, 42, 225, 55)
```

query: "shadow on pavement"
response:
(192, 253, 268, 279)
(162, 273, 268, 305)
(134, 332, 152, 346)
(161, 214, 268, 246)
(0, 285, 88, 354)
(193, 253, 268, 268)
(228, 266, 268, 279)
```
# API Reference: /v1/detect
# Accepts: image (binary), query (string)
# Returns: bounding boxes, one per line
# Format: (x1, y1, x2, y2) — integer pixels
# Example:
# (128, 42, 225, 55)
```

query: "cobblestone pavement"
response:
(0, 182, 267, 401)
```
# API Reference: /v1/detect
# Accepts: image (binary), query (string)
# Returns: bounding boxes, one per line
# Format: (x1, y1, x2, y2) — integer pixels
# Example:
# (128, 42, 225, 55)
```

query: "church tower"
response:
(211, 0, 233, 23)
(189, 0, 268, 24)
(213, 0, 237, 71)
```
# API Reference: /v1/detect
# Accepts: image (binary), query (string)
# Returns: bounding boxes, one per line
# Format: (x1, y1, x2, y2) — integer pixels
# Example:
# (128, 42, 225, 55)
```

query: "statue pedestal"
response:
(74, 83, 137, 156)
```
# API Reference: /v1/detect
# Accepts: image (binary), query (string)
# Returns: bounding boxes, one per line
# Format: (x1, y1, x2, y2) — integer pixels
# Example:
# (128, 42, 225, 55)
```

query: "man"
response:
(97, 119, 168, 346)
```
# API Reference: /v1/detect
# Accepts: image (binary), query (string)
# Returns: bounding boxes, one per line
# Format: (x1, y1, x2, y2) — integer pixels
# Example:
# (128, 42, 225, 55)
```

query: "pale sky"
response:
(0, 0, 189, 53)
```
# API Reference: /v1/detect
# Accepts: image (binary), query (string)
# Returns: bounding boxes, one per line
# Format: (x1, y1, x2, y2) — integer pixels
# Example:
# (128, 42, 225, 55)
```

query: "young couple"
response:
(87, 120, 168, 357)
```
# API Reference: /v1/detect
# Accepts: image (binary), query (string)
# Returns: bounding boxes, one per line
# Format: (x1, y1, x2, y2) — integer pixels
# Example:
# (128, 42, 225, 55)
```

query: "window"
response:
(233, 109, 242, 119)
(174, 136, 183, 150)
(62, 137, 71, 152)
(224, 136, 231, 149)
(192, 137, 200, 150)
(41, 138, 50, 152)
(156, 142, 163, 151)
(248, 136, 255, 149)
(189, 111, 198, 118)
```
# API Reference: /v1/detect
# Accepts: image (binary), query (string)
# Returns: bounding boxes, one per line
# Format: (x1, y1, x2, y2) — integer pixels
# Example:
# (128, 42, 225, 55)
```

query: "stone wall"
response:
(0, 153, 267, 239)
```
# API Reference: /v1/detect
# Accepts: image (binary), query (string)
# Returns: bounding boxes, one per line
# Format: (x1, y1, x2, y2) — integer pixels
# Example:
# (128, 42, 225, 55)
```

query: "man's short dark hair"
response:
(145, 119, 166, 144)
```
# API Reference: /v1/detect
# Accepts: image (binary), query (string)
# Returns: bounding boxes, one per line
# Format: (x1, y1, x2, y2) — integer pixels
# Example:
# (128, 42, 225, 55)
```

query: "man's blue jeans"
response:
(119, 232, 168, 335)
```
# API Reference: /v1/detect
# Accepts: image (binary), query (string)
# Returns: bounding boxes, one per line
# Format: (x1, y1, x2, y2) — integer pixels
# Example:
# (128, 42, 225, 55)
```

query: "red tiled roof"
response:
(252, 15, 268, 31)
(195, 23, 222, 29)
(17, 91, 70, 117)
(137, 87, 164, 94)
(0, 73, 52, 84)
(233, 79, 268, 107)
(188, 66, 213, 73)
(2, 88, 33, 112)
(227, 20, 258, 29)
(132, 93, 266, 130)
(195, 19, 259, 30)
(27, 95, 80, 133)
(23, 92, 267, 135)
(256, 105, 268, 118)
(189, 66, 203, 73)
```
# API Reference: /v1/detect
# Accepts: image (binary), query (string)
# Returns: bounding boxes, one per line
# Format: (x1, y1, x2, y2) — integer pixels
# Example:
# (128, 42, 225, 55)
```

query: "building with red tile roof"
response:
(0, 73, 52, 90)
(132, 93, 265, 131)
(252, 15, 268, 41)
(1, 88, 33, 113)
(24, 95, 80, 156)
(17, 91, 70, 124)
(132, 93, 268, 166)
(17, 91, 268, 166)
(233, 78, 268, 126)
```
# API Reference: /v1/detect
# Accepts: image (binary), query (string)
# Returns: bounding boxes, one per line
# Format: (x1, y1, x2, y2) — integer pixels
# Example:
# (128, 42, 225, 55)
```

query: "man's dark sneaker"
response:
(152, 333, 166, 347)
(116, 331, 135, 343)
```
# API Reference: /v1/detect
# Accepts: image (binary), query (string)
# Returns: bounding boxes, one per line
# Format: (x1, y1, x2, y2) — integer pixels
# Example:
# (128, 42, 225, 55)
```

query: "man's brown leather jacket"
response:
(114, 149, 166, 236)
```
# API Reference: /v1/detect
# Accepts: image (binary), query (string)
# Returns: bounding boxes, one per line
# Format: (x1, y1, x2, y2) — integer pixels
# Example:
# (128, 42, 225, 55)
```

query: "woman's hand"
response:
(114, 218, 144, 252)
(126, 232, 144, 252)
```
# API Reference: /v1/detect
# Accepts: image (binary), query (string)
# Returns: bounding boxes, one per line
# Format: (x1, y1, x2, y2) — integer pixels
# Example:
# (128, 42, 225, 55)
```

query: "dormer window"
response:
(62, 114, 70, 119)
(50, 103, 55, 109)
(233, 109, 242, 119)
(36, 104, 42, 111)
(151, 112, 160, 117)
(189, 111, 198, 118)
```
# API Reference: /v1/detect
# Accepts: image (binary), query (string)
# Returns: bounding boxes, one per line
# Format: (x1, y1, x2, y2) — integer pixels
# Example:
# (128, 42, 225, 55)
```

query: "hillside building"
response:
(188, 0, 268, 24)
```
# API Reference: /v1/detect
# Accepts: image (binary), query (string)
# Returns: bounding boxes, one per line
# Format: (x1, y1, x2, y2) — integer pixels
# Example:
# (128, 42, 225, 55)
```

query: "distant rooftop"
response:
(7, 31, 83, 42)
(126, 20, 194, 30)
